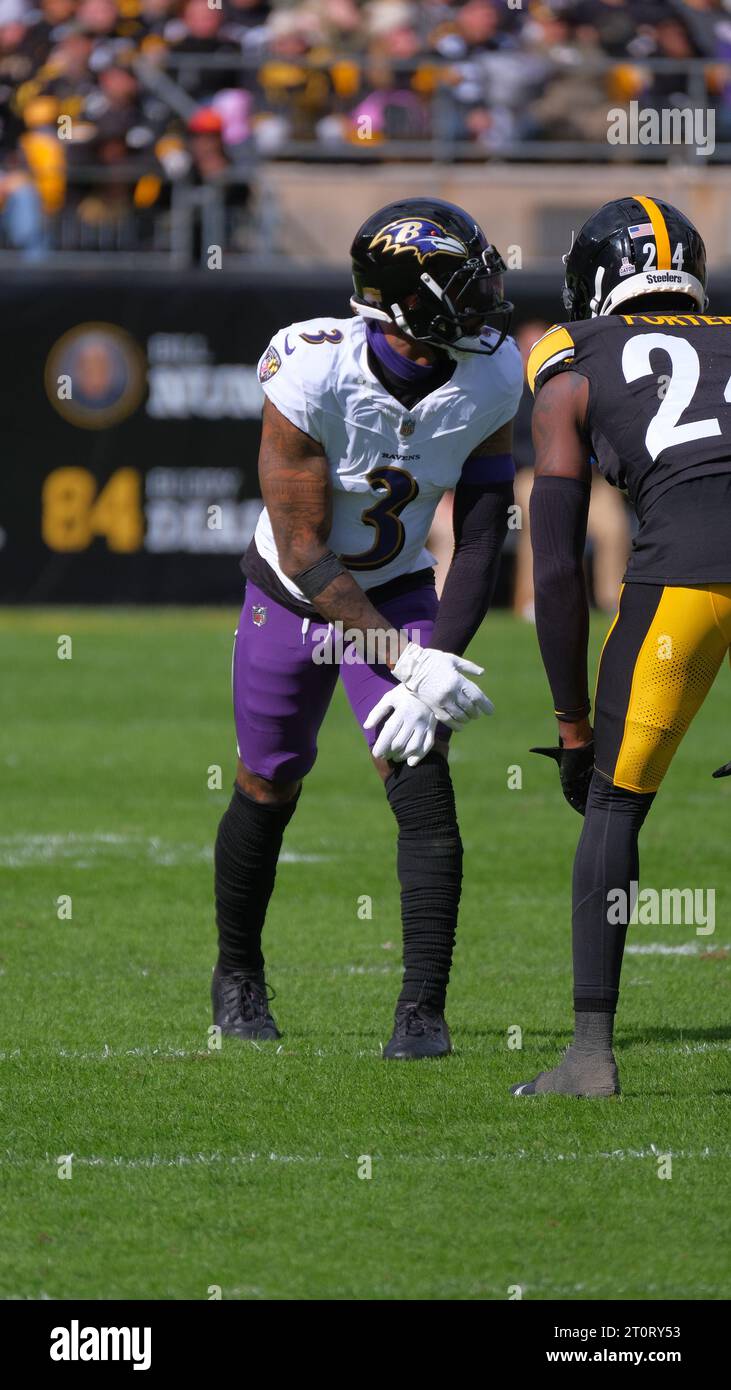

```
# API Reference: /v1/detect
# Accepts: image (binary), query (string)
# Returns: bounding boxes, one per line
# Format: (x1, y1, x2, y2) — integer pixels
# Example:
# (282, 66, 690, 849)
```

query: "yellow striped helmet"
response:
(562, 195, 708, 320)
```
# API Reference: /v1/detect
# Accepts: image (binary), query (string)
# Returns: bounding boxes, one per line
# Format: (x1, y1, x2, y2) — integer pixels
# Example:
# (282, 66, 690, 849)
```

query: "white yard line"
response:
(626, 942, 729, 956)
(1, 1039, 728, 1062)
(0, 1146, 728, 1169)
(3, 1282, 722, 1299)
(0, 832, 328, 868)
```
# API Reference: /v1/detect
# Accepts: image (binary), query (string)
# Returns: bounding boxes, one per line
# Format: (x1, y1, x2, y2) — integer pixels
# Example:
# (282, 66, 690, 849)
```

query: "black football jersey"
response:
(527, 312, 731, 584)
(528, 313, 731, 514)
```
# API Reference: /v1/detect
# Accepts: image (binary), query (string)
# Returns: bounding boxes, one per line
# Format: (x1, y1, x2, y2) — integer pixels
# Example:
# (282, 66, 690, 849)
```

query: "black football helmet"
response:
(350, 197, 513, 356)
(562, 195, 708, 320)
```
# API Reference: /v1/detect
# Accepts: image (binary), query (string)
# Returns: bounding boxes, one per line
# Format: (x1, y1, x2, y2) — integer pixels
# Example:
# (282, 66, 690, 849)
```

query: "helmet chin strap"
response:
(353, 294, 444, 349)
(394, 312, 493, 358)
(350, 294, 447, 349)
(349, 295, 393, 323)
(589, 265, 606, 316)
(350, 292, 500, 357)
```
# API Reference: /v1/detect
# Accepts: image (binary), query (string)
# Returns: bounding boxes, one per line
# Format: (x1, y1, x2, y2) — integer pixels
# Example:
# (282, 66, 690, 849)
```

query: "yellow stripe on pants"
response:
(613, 584, 731, 792)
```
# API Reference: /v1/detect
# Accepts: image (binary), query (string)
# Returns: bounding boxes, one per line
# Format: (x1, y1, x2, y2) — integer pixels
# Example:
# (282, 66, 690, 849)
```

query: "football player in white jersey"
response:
(212, 198, 523, 1059)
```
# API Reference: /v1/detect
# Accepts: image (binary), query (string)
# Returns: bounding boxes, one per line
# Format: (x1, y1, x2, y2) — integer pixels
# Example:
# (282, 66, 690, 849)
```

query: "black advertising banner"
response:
(0, 267, 347, 604)
(4, 266, 711, 605)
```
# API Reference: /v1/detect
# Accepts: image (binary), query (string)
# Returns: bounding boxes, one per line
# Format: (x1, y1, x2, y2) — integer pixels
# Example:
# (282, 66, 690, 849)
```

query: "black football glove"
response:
(530, 740, 595, 815)
(712, 760, 731, 778)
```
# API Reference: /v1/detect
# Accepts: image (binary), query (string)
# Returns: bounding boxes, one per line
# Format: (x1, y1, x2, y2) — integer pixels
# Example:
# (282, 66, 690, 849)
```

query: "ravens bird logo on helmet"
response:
(350, 197, 513, 357)
(369, 218, 469, 265)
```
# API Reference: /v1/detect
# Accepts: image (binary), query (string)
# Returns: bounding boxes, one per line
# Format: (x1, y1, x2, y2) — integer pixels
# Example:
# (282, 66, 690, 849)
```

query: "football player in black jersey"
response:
(512, 195, 731, 1097)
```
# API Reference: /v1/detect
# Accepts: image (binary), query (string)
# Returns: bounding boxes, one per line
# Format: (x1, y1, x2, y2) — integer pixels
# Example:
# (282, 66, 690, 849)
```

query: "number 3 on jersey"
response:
(340, 464, 418, 571)
(621, 333, 727, 461)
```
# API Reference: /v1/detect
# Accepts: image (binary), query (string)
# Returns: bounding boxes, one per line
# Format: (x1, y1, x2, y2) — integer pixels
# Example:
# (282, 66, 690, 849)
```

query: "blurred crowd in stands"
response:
(1, 0, 730, 254)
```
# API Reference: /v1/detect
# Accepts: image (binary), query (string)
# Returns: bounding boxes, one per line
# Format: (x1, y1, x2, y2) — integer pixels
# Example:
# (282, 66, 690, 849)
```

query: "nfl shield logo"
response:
(252, 604, 268, 627)
(399, 416, 415, 437)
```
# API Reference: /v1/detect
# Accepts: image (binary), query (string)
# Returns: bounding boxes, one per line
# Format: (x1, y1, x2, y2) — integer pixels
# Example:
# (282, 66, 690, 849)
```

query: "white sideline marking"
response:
(1, 1041, 728, 1062)
(4, 1294, 53, 1302)
(280, 851, 328, 863)
(626, 942, 730, 956)
(344, 965, 398, 975)
(59, 1046, 208, 1060)
(531, 1282, 724, 1298)
(0, 832, 328, 868)
(3, 1282, 721, 1299)
(1, 1146, 728, 1170)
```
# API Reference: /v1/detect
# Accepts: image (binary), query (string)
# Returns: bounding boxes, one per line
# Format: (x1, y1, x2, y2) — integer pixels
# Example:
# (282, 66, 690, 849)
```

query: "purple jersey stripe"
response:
(460, 452, 515, 484)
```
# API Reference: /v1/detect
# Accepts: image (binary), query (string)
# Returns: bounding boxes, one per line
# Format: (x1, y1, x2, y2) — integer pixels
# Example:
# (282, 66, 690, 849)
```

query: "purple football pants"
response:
(233, 579, 446, 782)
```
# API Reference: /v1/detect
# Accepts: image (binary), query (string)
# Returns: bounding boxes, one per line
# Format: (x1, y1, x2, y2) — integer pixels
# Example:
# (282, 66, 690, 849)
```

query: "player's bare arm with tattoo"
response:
(259, 397, 404, 658)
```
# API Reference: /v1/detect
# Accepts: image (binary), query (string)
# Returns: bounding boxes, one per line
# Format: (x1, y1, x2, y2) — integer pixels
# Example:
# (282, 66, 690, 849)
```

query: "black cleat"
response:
(383, 1003, 452, 1060)
(211, 965, 281, 1042)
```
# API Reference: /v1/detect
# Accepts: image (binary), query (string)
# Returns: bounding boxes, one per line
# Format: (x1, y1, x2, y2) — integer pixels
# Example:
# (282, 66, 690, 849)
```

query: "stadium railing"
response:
(5, 56, 731, 264)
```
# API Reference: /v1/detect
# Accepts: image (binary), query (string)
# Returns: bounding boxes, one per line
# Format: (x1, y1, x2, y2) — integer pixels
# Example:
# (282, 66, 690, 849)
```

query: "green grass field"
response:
(1, 607, 729, 1301)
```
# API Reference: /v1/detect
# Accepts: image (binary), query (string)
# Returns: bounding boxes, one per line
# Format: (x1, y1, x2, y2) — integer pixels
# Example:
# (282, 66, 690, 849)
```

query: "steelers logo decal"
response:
(45, 322, 147, 430)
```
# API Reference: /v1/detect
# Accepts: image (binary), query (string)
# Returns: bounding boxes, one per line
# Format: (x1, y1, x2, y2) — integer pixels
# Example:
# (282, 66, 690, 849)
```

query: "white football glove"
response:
(392, 641, 494, 729)
(364, 684, 437, 766)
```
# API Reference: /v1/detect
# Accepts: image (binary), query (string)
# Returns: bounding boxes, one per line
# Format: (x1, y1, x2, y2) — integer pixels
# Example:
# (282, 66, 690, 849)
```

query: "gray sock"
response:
(573, 1010, 615, 1053)
(512, 1012, 620, 1097)
(530, 1045, 619, 1096)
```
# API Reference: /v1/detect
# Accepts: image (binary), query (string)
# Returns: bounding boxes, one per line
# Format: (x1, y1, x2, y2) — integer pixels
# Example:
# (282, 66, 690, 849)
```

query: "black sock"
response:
(572, 775, 655, 1013)
(385, 752, 462, 1013)
(214, 783, 300, 975)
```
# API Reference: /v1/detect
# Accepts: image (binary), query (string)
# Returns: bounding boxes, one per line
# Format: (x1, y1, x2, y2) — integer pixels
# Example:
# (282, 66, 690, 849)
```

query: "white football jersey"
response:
(254, 315, 522, 602)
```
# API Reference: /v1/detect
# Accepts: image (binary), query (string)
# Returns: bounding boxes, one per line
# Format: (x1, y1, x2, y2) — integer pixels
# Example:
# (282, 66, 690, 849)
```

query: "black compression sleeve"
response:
(530, 473, 591, 721)
(429, 480, 511, 655)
